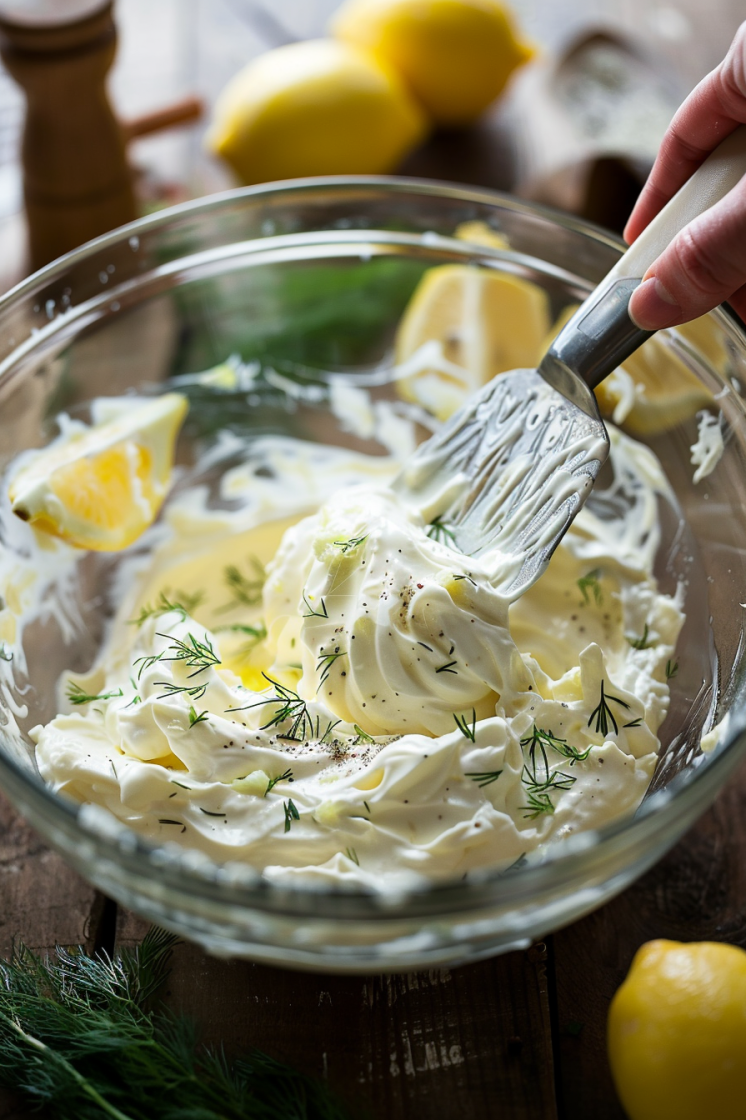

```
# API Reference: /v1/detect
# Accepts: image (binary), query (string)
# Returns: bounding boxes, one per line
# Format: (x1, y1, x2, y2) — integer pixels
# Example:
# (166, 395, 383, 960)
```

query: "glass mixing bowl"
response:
(0, 178, 745, 972)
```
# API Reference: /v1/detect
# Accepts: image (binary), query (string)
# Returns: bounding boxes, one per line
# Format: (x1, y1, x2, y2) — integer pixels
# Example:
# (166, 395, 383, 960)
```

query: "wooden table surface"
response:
(0, 2, 745, 1118)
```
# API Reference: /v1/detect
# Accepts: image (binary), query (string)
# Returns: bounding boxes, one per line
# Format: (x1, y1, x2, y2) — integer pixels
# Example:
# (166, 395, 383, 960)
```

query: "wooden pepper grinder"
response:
(0, 0, 136, 271)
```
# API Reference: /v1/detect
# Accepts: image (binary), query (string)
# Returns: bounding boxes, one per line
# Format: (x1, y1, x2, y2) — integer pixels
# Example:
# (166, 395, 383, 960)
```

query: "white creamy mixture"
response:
(29, 419, 684, 889)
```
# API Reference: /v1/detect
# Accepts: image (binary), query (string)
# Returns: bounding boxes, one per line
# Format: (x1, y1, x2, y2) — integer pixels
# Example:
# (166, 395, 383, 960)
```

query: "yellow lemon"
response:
(9, 394, 188, 551)
(207, 38, 428, 185)
(331, 0, 534, 126)
(608, 939, 746, 1120)
(395, 224, 550, 419)
(542, 305, 714, 435)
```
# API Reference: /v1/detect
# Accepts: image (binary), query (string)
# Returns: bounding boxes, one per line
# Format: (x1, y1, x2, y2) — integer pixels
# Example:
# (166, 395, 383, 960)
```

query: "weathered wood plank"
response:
(553, 757, 746, 1118)
(117, 908, 558, 1119)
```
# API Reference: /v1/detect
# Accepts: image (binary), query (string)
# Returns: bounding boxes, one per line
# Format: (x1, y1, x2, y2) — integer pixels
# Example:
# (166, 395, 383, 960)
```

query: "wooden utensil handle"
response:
(0, 0, 137, 271)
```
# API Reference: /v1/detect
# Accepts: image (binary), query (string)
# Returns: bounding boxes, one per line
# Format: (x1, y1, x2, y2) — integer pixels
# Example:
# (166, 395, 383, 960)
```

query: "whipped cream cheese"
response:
(30, 417, 684, 890)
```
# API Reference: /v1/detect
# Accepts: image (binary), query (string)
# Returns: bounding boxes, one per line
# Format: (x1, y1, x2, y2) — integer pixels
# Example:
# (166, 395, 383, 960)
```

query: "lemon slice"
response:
(542, 305, 714, 436)
(395, 258, 551, 421)
(9, 393, 188, 551)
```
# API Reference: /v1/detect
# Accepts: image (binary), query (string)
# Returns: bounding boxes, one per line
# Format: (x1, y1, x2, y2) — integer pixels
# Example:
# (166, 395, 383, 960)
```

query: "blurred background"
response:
(0, 0, 741, 287)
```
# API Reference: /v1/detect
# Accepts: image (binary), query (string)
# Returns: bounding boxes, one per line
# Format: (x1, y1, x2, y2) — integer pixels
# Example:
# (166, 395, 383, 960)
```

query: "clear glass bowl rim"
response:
(0, 173, 744, 922)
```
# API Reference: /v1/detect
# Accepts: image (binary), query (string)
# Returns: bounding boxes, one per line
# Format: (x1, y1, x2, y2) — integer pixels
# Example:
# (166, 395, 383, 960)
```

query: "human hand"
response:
(625, 21, 746, 329)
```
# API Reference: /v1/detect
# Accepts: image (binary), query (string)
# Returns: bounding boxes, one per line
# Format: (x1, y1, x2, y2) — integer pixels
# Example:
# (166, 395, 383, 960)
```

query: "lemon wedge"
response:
(207, 38, 427, 185)
(395, 254, 551, 421)
(9, 394, 188, 551)
(331, 0, 534, 126)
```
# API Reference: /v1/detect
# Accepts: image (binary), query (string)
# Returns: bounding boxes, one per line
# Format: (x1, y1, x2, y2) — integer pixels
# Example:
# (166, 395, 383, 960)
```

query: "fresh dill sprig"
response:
(435, 660, 458, 675)
(577, 569, 603, 605)
(188, 706, 209, 728)
(218, 557, 265, 612)
(452, 573, 477, 586)
(345, 847, 360, 865)
(66, 682, 123, 706)
(587, 679, 630, 736)
(353, 724, 375, 744)
(427, 516, 458, 547)
(284, 798, 300, 833)
(627, 623, 653, 650)
(129, 589, 204, 627)
(229, 674, 314, 742)
(318, 718, 341, 744)
(155, 680, 209, 702)
(302, 590, 329, 618)
(520, 725, 591, 766)
(333, 535, 367, 555)
(265, 768, 294, 795)
(133, 650, 164, 680)
(0, 928, 351, 1120)
(158, 632, 220, 677)
(624, 717, 644, 728)
(317, 648, 346, 688)
(454, 708, 477, 742)
(465, 770, 502, 787)
(666, 659, 679, 680)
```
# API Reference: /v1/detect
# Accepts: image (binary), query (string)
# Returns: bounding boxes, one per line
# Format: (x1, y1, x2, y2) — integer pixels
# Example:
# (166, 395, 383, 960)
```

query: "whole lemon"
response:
(608, 939, 746, 1120)
(207, 39, 428, 184)
(331, 0, 534, 126)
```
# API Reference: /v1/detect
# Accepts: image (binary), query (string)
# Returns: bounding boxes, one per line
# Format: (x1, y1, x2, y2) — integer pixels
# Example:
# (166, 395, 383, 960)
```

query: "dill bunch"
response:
(0, 927, 350, 1120)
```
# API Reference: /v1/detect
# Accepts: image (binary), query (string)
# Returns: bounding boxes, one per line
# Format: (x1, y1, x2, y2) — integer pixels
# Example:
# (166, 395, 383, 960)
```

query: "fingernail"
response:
(629, 276, 681, 330)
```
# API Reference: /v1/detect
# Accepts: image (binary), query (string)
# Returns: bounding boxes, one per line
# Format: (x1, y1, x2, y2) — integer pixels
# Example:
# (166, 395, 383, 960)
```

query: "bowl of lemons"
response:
(0, 178, 745, 970)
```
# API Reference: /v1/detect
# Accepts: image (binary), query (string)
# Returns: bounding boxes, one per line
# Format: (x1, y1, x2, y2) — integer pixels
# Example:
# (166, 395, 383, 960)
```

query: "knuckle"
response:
(720, 22, 746, 105)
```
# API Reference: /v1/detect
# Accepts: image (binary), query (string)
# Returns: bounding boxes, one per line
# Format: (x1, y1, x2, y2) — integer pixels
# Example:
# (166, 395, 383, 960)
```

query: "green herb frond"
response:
(302, 590, 329, 619)
(587, 679, 630, 737)
(464, 770, 502, 788)
(577, 569, 603, 605)
(66, 682, 124, 706)
(427, 516, 458, 547)
(188, 706, 209, 728)
(229, 674, 314, 742)
(317, 648, 346, 688)
(218, 558, 265, 612)
(283, 799, 300, 833)
(454, 709, 477, 742)
(129, 589, 204, 628)
(627, 623, 653, 650)
(666, 659, 679, 680)
(158, 632, 220, 677)
(332, 535, 367, 555)
(265, 768, 293, 796)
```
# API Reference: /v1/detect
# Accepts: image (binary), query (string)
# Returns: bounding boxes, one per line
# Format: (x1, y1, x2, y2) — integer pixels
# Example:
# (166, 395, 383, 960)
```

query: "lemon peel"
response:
(608, 939, 746, 1120)
(207, 38, 428, 185)
(9, 393, 187, 552)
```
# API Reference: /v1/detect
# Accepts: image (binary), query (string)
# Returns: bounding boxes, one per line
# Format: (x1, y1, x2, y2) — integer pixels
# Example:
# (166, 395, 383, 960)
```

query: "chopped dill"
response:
(465, 770, 502, 788)
(353, 724, 375, 744)
(427, 516, 458, 547)
(666, 659, 679, 680)
(317, 649, 347, 687)
(218, 557, 265, 611)
(66, 682, 124, 706)
(452, 573, 477, 586)
(158, 819, 182, 826)
(302, 590, 329, 618)
(188, 706, 209, 728)
(624, 717, 644, 728)
(133, 649, 164, 680)
(158, 632, 220, 677)
(199, 808, 226, 818)
(345, 847, 360, 866)
(284, 798, 300, 833)
(215, 621, 267, 655)
(520, 725, 591, 766)
(333, 535, 367, 554)
(454, 708, 477, 742)
(627, 623, 653, 650)
(363, 801, 371, 814)
(265, 768, 293, 796)
(129, 589, 204, 627)
(435, 660, 458, 675)
(229, 674, 314, 742)
(319, 718, 341, 744)
(155, 680, 209, 702)
(577, 569, 603, 605)
(587, 679, 630, 737)
(0, 644, 12, 662)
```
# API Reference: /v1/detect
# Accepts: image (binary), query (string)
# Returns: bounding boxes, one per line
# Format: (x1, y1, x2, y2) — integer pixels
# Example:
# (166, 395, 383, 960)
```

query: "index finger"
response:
(624, 20, 746, 243)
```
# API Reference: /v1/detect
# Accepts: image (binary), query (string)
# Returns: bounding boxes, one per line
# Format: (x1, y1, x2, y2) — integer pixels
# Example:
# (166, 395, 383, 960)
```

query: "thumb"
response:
(628, 175, 746, 330)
